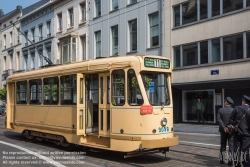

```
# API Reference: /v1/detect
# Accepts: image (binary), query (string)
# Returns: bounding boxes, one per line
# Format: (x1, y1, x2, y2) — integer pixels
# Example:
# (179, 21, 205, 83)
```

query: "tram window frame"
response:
(127, 69, 143, 106)
(16, 81, 27, 104)
(43, 77, 59, 105)
(111, 70, 125, 106)
(29, 79, 42, 104)
(60, 74, 77, 105)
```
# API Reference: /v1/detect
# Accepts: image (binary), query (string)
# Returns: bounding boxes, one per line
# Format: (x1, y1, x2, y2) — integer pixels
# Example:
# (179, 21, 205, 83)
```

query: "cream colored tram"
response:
(5, 55, 178, 157)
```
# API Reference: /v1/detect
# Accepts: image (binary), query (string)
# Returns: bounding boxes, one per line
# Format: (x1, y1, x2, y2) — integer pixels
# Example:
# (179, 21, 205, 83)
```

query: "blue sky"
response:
(1, 0, 40, 14)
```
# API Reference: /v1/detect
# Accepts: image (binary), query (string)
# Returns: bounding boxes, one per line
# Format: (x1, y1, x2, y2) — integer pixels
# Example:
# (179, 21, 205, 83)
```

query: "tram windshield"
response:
(141, 72, 170, 106)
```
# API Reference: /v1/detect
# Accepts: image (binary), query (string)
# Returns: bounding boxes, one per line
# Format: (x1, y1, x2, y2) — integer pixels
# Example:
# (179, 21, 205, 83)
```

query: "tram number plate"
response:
(158, 127, 169, 133)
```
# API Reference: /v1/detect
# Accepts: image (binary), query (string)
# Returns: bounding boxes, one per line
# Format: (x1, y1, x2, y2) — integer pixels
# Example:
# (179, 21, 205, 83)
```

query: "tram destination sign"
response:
(144, 57, 170, 69)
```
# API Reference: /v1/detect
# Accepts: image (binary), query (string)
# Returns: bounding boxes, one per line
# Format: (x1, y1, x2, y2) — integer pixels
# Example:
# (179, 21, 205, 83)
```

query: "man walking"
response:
(229, 95, 250, 167)
(217, 97, 234, 166)
(196, 98, 205, 124)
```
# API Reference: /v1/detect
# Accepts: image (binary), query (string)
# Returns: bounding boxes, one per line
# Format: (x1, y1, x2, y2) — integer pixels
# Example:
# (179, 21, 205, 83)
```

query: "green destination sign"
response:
(144, 57, 170, 69)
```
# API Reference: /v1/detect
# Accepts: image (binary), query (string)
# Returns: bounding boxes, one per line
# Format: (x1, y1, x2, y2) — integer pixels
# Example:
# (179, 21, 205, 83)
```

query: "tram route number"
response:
(158, 127, 169, 133)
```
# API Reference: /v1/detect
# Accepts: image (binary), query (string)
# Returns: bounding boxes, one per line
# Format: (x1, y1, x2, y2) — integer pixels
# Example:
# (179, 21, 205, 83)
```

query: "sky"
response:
(0, 0, 40, 15)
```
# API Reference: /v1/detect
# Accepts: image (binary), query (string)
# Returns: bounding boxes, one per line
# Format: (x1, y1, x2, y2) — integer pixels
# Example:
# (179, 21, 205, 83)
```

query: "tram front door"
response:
(98, 73, 111, 137)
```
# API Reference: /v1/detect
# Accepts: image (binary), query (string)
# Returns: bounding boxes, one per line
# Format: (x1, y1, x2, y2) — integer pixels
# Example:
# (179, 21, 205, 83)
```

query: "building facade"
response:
(0, 6, 22, 89)
(20, 0, 54, 70)
(165, 0, 250, 124)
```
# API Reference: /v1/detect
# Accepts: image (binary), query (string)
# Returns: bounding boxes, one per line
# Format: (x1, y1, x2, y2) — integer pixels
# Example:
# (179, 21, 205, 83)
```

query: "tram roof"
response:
(7, 55, 170, 83)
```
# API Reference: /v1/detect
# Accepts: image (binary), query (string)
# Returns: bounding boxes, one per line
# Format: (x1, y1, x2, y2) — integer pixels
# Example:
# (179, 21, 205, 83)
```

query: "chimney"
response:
(0, 9, 4, 18)
(16, 6, 22, 10)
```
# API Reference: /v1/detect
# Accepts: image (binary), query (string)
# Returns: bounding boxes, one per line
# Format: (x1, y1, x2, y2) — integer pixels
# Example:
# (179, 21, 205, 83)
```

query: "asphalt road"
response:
(0, 116, 225, 167)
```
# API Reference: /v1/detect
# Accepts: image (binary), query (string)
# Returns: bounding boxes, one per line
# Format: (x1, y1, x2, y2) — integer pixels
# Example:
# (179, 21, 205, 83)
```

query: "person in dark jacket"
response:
(217, 97, 234, 166)
(228, 95, 250, 167)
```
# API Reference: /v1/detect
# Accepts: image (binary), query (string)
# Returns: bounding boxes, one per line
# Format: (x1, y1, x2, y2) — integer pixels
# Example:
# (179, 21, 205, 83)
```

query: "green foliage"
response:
(142, 76, 152, 91)
(0, 88, 6, 100)
(44, 84, 58, 99)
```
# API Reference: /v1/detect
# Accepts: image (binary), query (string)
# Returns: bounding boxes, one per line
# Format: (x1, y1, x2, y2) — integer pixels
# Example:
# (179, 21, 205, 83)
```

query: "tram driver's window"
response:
(29, 79, 42, 104)
(112, 70, 125, 106)
(16, 81, 27, 104)
(43, 77, 59, 105)
(128, 69, 143, 106)
(60, 74, 76, 105)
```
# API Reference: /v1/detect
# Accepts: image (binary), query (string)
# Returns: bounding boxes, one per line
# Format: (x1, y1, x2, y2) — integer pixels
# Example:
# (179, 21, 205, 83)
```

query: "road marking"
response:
(180, 141, 228, 147)
(0, 140, 66, 167)
(175, 132, 220, 136)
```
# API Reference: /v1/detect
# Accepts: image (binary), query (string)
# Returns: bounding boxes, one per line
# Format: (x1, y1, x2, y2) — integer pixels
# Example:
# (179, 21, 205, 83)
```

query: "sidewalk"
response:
(174, 123, 219, 134)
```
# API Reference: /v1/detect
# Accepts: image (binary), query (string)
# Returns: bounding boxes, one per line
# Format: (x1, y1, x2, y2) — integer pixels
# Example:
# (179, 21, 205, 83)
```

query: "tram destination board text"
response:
(144, 57, 170, 69)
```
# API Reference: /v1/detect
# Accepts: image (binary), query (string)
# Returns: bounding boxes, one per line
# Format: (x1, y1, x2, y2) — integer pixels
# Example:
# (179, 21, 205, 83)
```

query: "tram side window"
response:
(43, 77, 59, 105)
(112, 70, 125, 106)
(60, 74, 76, 105)
(29, 79, 42, 104)
(128, 69, 143, 106)
(16, 81, 27, 104)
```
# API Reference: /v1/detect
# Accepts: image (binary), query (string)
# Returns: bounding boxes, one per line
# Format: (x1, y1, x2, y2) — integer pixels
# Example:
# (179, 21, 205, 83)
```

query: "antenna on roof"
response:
(13, 23, 54, 66)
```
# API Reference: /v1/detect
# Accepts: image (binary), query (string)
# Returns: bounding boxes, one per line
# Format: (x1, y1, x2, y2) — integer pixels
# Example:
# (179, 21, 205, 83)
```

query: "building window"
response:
(68, 8, 74, 27)
(17, 28, 20, 44)
(60, 75, 77, 105)
(46, 47, 51, 63)
(16, 52, 20, 70)
(182, 0, 197, 25)
(247, 33, 250, 58)
(31, 28, 35, 42)
(60, 37, 76, 63)
(3, 34, 6, 48)
(95, 31, 101, 57)
(223, 0, 243, 14)
(183, 43, 198, 66)
(10, 32, 13, 46)
(111, 25, 118, 55)
(223, 34, 243, 61)
(129, 19, 137, 51)
(31, 52, 35, 69)
(212, 38, 220, 63)
(81, 36, 86, 60)
(247, 0, 250, 7)
(174, 46, 181, 68)
(200, 0, 208, 20)
(174, 6, 180, 27)
(130, 0, 137, 4)
(38, 49, 43, 67)
(24, 31, 28, 44)
(24, 54, 28, 70)
(95, 0, 101, 17)
(58, 13, 62, 31)
(3, 57, 6, 70)
(200, 41, 208, 64)
(80, 3, 86, 22)
(112, 0, 118, 10)
(39, 25, 43, 40)
(149, 12, 159, 47)
(29, 79, 42, 104)
(212, 0, 220, 17)
(47, 21, 51, 37)
(44, 77, 59, 105)
(10, 55, 13, 69)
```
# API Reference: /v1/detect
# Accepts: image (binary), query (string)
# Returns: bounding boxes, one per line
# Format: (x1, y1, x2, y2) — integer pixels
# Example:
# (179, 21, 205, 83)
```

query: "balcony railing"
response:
(2, 69, 14, 81)
(47, 33, 51, 38)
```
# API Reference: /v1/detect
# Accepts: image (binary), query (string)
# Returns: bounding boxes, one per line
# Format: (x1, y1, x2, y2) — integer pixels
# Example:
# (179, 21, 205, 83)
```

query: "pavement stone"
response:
(174, 123, 219, 134)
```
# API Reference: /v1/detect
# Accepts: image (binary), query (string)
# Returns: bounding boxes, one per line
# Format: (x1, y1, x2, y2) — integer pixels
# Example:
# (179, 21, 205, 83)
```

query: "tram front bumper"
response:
(141, 136, 179, 149)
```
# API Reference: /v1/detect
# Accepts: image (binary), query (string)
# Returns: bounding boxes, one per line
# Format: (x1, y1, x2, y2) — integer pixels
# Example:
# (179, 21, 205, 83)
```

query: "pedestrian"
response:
(196, 98, 205, 124)
(228, 95, 250, 167)
(217, 97, 234, 166)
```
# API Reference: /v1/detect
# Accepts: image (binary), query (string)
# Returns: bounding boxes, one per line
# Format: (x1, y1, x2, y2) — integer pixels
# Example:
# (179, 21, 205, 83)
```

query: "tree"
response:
(0, 88, 6, 101)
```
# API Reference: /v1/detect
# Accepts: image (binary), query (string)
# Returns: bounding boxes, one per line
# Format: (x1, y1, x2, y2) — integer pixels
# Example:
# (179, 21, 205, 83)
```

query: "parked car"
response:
(0, 106, 5, 115)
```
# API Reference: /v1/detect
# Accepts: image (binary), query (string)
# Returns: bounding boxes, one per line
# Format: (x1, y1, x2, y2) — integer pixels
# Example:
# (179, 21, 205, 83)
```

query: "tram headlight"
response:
(161, 117, 167, 126)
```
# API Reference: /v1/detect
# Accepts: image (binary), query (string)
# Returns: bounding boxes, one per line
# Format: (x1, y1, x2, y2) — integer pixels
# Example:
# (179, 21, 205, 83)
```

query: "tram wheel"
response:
(60, 137, 75, 150)
(24, 130, 35, 140)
